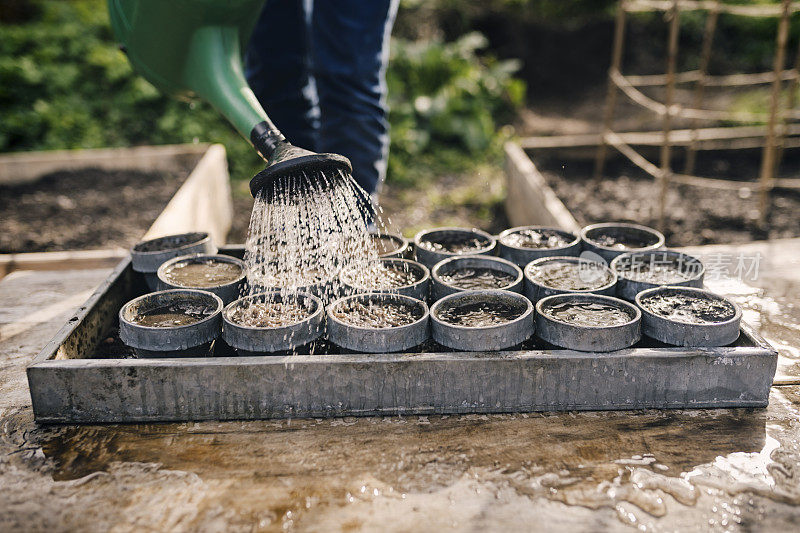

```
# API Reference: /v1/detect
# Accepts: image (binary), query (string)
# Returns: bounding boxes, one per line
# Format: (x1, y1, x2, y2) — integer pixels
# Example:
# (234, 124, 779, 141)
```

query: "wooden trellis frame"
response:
(594, 0, 800, 230)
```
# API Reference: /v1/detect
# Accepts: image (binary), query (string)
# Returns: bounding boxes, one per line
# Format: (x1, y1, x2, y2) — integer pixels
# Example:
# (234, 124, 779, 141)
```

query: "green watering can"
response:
(108, 0, 351, 197)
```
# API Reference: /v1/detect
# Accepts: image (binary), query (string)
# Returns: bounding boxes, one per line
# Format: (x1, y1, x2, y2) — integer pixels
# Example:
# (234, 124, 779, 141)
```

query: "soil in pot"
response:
(438, 268, 516, 290)
(369, 233, 405, 256)
(436, 301, 526, 327)
(499, 228, 574, 249)
(528, 260, 614, 291)
(331, 299, 424, 328)
(541, 300, 634, 327)
(162, 258, 244, 288)
(639, 293, 736, 324)
(418, 235, 490, 253)
(614, 256, 700, 284)
(343, 261, 422, 290)
(228, 299, 312, 328)
(131, 301, 217, 328)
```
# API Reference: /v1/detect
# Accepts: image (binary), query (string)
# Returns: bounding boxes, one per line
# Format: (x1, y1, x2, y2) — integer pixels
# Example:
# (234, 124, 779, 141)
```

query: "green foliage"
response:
(0, 0, 262, 180)
(387, 33, 525, 185)
(0, 1, 524, 186)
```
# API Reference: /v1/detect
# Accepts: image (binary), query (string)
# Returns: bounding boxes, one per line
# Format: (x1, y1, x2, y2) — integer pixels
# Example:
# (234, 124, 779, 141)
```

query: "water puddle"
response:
(541, 301, 634, 326)
(438, 267, 515, 290)
(162, 258, 243, 288)
(436, 301, 524, 326)
(132, 302, 215, 327)
(500, 228, 573, 249)
(639, 293, 736, 324)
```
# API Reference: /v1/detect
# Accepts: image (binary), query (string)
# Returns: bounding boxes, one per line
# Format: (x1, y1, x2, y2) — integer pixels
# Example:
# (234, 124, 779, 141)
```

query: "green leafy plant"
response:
(387, 32, 525, 185)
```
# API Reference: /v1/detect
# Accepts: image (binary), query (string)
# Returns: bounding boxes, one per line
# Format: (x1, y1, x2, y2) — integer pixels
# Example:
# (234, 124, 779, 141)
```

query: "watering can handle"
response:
(108, 0, 284, 160)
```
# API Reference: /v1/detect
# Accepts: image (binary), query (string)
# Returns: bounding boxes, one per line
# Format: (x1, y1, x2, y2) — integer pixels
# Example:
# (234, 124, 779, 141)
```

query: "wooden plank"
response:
(0, 143, 209, 186)
(143, 144, 233, 247)
(0, 249, 126, 280)
(503, 142, 581, 232)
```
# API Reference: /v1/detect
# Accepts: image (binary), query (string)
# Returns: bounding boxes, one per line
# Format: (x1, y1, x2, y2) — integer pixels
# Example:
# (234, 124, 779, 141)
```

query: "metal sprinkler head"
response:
(249, 141, 353, 198)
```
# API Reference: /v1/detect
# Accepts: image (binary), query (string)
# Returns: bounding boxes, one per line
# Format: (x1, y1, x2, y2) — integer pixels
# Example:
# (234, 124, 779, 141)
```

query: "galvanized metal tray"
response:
(27, 246, 778, 424)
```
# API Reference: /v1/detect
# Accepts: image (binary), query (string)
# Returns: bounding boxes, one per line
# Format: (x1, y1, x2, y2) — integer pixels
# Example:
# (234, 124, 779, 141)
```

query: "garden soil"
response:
(0, 167, 190, 253)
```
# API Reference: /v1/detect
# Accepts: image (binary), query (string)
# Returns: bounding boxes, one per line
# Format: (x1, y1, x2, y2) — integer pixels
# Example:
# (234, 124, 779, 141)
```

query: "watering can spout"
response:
(108, 0, 351, 197)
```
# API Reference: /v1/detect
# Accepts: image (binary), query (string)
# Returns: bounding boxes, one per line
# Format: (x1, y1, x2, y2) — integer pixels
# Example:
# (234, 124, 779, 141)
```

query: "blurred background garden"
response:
(3, 0, 799, 241)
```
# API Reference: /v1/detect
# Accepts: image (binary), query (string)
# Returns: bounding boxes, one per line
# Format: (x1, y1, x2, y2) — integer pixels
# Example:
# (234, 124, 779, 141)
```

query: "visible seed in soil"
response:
(344, 262, 422, 290)
(438, 267, 515, 290)
(163, 259, 243, 288)
(133, 302, 215, 327)
(437, 301, 525, 327)
(528, 261, 613, 290)
(229, 300, 311, 328)
(370, 234, 402, 256)
(332, 300, 423, 328)
(418, 235, 489, 253)
(640, 293, 736, 324)
(501, 229, 573, 249)
(135, 233, 202, 252)
(588, 231, 658, 250)
(616, 257, 699, 284)
(542, 301, 633, 326)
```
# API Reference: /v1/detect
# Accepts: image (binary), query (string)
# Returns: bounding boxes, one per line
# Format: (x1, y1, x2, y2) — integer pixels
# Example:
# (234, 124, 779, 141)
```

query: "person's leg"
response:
(245, 0, 319, 150)
(310, 0, 399, 197)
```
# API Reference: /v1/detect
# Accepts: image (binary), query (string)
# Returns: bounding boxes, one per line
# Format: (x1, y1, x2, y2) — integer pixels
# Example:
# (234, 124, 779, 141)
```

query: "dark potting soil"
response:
(344, 262, 422, 290)
(134, 233, 206, 253)
(527, 260, 614, 291)
(438, 267, 516, 290)
(436, 301, 525, 327)
(332, 299, 423, 328)
(418, 235, 490, 253)
(229, 300, 312, 328)
(640, 293, 736, 324)
(0, 167, 191, 253)
(542, 301, 634, 326)
(132, 302, 216, 328)
(538, 154, 800, 246)
(163, 259, 243, 288)
(499, 228, 574, 249)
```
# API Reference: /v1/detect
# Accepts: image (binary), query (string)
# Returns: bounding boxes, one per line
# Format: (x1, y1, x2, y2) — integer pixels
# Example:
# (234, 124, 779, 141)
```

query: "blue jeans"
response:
(245, 0, 399, 197)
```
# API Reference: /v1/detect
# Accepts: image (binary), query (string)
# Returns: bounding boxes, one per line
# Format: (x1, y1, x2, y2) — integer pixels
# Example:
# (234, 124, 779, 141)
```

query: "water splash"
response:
(244, 169, 392, 303)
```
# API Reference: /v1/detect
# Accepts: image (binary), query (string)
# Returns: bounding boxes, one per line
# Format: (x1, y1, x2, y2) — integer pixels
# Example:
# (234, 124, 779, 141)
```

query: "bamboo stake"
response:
(758, 0, 792, 228)
(684, 0, 719, 174)
(594, 1, 628, 180)
(658, 0, 681, 231)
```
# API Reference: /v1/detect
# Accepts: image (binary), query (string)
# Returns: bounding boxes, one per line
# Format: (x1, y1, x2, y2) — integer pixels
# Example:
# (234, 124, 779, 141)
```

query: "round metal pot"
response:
(369, 231, 410, 259)
(496, 225, 581, 267)
(535, 293, 641, 352)
(222, 290, 324, 355)
(340, 258, 430, 301)
(327, 293, 429, 353)
(431, 255, 523, 301)
(430, 290, 534, 351)
(413, 227, 496, 268)
(157, 253, 247, 305)
(635, 286, 742, 347)
(611, 250, 705, 301)
(580, 223, 665, 263)
(131, 232, 216, 290)
(524, 256, 617, 303)
(119, 289, 223, 358)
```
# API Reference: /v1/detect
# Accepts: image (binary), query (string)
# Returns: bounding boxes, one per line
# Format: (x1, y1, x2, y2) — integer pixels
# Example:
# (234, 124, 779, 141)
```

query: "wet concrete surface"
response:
(2, 239, 800, 531)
